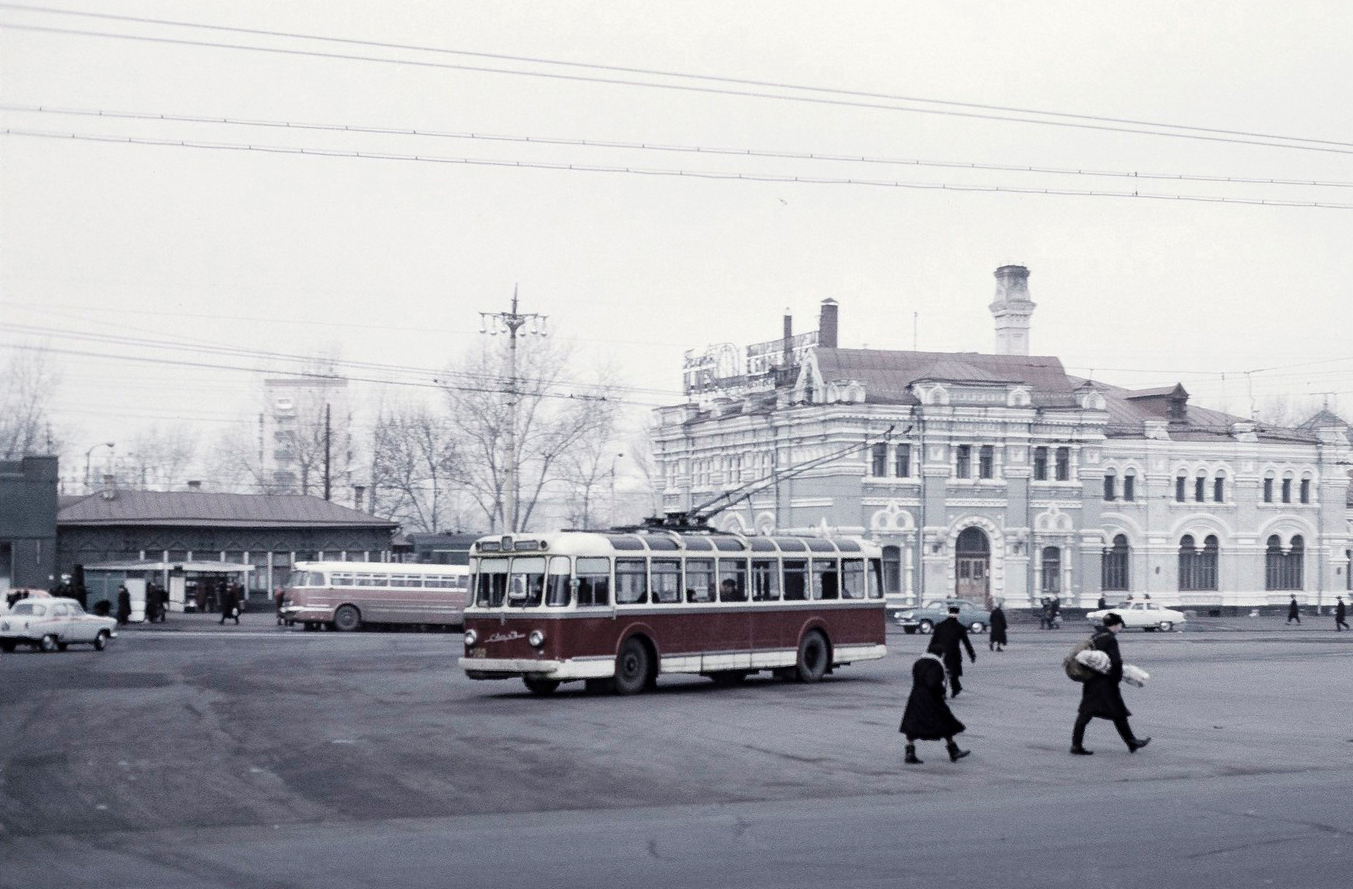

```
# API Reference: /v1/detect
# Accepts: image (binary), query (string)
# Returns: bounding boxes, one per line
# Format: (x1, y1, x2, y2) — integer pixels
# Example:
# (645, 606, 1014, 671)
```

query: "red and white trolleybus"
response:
(458, 528, 886, 694)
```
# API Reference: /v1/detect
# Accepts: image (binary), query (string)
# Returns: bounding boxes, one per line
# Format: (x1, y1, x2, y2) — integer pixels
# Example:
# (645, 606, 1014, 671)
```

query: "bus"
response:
(279, 561, 470, 631)
(459, 529, 886, 694)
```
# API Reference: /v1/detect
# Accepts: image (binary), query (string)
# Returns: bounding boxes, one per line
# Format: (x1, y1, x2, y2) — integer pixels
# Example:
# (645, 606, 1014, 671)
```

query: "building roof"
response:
(58, 490, 398, 529)
(812, 348, 1078, 407)
(1087, 378, 1317, 443)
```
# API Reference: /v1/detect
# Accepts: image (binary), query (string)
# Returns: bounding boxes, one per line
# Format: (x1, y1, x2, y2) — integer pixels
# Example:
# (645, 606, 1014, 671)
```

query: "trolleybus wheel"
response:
(794, 630, 829, 683)
(332, 605, 361, 632)
(613, 637, 651, 696)
(523, 676, 560, 695)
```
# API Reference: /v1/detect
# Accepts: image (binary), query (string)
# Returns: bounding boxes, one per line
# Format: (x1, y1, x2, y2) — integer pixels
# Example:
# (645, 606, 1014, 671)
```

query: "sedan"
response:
(1, 597, 118, 652)
(1086, 600, 1186, 632)
(892, 599, 990, 634)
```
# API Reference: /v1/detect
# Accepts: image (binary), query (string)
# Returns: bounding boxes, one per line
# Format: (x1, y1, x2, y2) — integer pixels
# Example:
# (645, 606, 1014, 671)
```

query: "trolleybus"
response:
(279, 561, 470, 631)
(459, 528, 886, 694)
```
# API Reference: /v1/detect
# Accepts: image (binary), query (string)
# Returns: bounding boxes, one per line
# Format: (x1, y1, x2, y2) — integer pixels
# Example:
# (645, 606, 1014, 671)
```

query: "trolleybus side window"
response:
(718, 558, 748, 602)
(475, 558, 509, 607)
(651, 559, 682, 604)
(751, 559, 780, 601)
(783, 559, 808, 600)
(867, 558, 883, 598)
(331, 573, 353, 587)
(615, 558, 647, 605)
(840, 558, 865, 599)
(356, 573, 379, 588)
(575, 557, 610, 607)
(812, 558, 840, 600)
(685, 559, 715, 603)
(509, 556, 546, 607)
(545, 557, 571, 606)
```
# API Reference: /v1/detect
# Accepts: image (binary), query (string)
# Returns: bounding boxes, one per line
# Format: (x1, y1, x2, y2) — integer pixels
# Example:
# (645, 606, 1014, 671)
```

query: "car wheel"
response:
(39, 634, 58, 653)
(1158, 621, 1173, 632)
(969, 622, 986, 634)
(613, 637, 651, 696)
(93, 630, 110, 651)
(794, 630, 830, 683)
(522, 676, 560, 696)
(332, 605, 361, 632)
(918, 620, 934, 634)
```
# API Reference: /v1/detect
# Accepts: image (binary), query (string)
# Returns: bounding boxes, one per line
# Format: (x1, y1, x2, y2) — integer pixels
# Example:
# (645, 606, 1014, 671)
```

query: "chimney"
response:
(989, 265, 1035, 356)
(354, 485, 366, 511)
(186, 480, 202, 491)
(782, 309, 793, 365)
(818, 298, 839, 349)
(101, 473, 117, 500)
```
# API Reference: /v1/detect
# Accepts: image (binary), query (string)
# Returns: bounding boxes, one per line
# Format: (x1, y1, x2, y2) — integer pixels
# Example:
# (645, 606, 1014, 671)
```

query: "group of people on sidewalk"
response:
(899, 604, 1151, 765)
(1287, 594, 1350, 630)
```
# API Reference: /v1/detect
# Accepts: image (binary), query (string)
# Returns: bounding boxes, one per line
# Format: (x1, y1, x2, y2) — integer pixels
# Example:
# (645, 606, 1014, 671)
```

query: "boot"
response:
(1128, 737, 1151, 753)
(946, 741, 970, 762)
(1070, 745, 1094, 755)
(904, 744, 923, 765)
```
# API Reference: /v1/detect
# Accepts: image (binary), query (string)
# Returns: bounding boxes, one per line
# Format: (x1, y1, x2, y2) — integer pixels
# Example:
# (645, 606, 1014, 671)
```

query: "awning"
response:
(81, 560, 256, 574)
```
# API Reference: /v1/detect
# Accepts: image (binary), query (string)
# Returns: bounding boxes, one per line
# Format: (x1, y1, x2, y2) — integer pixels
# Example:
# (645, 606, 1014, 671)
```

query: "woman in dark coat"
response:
(1071, 612, 1150, 755)
(988, 601, 1008, 652)
(899, 652, 970, 764)
(115, 585, 132, 625)
(219, 581, 240, 625)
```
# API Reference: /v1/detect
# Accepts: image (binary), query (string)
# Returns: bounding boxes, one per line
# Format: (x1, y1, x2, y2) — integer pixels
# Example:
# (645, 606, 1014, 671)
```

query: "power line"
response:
(2, 3, 1348, 152)
(4, 19, 1351, 156)
(9, 104, 1349, 190)
(7, 128, 1351, 209)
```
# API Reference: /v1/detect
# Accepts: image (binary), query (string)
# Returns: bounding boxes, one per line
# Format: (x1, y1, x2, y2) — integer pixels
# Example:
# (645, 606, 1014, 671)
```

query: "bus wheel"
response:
(332, 605, 361, 632)
(613, 637, 651, 695)
(794, 630, 829, 683)
(523, 676, 560, 695)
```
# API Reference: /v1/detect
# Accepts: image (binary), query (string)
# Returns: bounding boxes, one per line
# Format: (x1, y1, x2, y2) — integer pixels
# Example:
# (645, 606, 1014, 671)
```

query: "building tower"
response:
(989, 265, 1035, 356)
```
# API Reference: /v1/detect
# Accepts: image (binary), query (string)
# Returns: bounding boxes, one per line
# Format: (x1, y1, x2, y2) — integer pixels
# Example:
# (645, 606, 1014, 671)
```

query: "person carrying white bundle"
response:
(1069, 612, 1151, 756)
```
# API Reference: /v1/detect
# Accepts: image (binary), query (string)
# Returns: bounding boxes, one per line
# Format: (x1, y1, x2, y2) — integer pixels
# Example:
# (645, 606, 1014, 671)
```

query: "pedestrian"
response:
(988, 600, 1008, 652)
(219, 580, 240, 625)
(145, 584, 162, 624)
(899, 651, 970, 764)
(927, 605, 977, 697)
(1037, 597, 1049, 630)
(1287, 595, 1301, 625)
(115, 584, 132, 626)
(1336, 597, 1348, 632)
(1070, 612, 1151, 755)
(1097, 595, 1107, 610)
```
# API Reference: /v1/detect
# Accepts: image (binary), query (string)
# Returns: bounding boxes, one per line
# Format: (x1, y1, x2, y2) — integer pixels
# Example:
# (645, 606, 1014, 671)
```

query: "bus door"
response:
(712, 558, 752, 666)
(748, 557, 784, 654)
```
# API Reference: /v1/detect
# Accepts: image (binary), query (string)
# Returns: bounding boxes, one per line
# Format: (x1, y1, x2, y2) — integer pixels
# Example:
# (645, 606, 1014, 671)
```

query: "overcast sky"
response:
(3, 1, 1351, 487)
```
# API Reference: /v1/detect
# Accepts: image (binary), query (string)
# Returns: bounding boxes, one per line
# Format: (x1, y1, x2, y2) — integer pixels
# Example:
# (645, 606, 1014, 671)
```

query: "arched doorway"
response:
(955, 527, 990, 601)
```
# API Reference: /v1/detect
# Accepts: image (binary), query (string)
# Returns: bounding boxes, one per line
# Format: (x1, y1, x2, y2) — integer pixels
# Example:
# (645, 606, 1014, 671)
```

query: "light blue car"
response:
(892, 598, 990, 635)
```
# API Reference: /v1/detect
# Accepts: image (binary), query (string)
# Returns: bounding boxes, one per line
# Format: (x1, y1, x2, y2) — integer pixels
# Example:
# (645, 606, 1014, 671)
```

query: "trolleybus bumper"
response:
(458, 656, 615, 681)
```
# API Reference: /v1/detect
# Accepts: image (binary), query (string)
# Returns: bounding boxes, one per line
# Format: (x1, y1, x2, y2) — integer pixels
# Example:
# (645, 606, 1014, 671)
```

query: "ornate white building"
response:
(653, 267, 1353, 610)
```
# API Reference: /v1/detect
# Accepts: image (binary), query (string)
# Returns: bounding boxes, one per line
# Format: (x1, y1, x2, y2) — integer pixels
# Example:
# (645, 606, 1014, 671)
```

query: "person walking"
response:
(928, 605, 977, 697)
(219, 581, 240, 625)
(988, 600, 1008, 652)
(145, 584, 162, 624)
(1287, 595, 1301, 625)
(1336, 597, 1348, 632)
(115, 585, 132, 626)
(899, 651, 970, 764)
(1097, 595, 1107, 610)
(1071, 612, 1150, 755)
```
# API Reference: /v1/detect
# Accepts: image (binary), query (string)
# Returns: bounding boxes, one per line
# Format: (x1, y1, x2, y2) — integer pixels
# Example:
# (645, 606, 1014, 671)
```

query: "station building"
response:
(653, 267, 1353, 610)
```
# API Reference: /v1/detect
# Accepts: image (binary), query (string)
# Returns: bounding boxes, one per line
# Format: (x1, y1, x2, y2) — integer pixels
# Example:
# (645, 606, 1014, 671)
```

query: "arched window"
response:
(1175, 473, 1187, 502)
(956, 527, 990, 554)
(1266, 535, 1304, 591)
(1213, 475, 1225, 503)
(1179, 534, 1219, 591)
(1281, 475, 1293, 504)
(1041, 546, 1061, 593)
(1194, 473, 1206, 503)
(1103, 472, 1116, 501)
(871, 443, 887, 477)
(1299, 477, 1311, 504)
(882, 545, 903, 597)
(1123, 471, 1136, 502)
(1102, 534, 1130, 592)
(1263, 473, 1275, 503)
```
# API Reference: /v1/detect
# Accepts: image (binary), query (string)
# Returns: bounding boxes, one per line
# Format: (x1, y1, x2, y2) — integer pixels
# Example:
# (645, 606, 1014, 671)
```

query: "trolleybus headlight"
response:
(528, 629, 545, 648)
(463, 629, 478, 647)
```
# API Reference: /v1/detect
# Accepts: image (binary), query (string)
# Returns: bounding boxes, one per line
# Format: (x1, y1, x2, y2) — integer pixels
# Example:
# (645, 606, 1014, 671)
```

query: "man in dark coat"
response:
(219, 581, 240, 625)
(927, 606, 977, 697)
(1336, 597, 1348, 632)
(1287, 595, 1301, 625)
(145, 584, 162, 623)
(899, 651, 970, 764)
(988, 601, 1008, 652)
(1071, 612, 1150, 755)
(115, 585, 132, 626)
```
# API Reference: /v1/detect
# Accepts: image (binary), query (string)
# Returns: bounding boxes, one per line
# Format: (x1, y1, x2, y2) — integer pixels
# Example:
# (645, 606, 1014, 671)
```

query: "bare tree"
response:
(369, 403, 466, 533)
(128, 425, 198, 489)
(0, 344, 63, 459)
(1253, 394, 1331, 429)
(207, 416, 285, 494)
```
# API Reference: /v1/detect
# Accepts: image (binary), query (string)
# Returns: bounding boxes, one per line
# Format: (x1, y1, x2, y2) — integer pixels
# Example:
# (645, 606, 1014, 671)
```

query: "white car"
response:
(0, 597, 118, 653)
(1086, 600, 1186, 632)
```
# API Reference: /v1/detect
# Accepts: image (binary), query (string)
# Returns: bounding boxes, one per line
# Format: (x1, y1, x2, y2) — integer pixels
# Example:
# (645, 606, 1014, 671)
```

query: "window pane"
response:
(718, 559, 747, 602)
(615, 558, 647, 604)
(1123, 475, 1135, 501)
(751, 560, 780, 601)
(841, 559, 866, 599)
(474, 558, 509, 607)
(651, 559, 682, 604)
(576, 557, 610, 607)
(783, 559, 808, 600)
(686, 559, 715, 603)
(811, 558, 840, 599)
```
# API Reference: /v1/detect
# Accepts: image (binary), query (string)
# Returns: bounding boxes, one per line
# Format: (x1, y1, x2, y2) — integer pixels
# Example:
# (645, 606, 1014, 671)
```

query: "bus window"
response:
(615, 558, 648, 605)
(751, 560, 780, 601)
(685, 559, 715, 603)
(475, 558, 509, 607)
(331, 573, 353, 587)
(356, 573, 379, 588)
(812, 558, 840, 600)
(651, 559, 682, 604)
(867, 558, 883, 599)
(545, 557, 571, 606)
(841, 559, 865, 599)
(783, 560, 808, 600)
(509, 557, 545, 607)
(718, 559, 747, 602)
(576, 557, 610, 607)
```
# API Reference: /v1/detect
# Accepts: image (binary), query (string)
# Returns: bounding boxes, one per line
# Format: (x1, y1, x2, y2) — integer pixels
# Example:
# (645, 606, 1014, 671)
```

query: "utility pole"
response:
(480, 285, 548, 532)
(323, 402, 332, 501)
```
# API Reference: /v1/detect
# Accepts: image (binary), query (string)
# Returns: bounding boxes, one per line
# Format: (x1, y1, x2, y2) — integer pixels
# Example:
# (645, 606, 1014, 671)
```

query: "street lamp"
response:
(84, 442, 114, 493)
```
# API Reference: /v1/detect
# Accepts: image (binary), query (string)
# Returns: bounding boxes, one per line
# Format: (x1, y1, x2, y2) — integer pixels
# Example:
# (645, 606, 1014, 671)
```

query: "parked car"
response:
(893, 599, 990, 634)
(1086, 600, 1186, 632)
(0, 597, 118, 653)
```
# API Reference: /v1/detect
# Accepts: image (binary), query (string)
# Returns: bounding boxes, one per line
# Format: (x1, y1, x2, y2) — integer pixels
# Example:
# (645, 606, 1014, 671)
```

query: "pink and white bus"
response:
(459, 529, 886, 694)
(279, 561, 470, 631)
